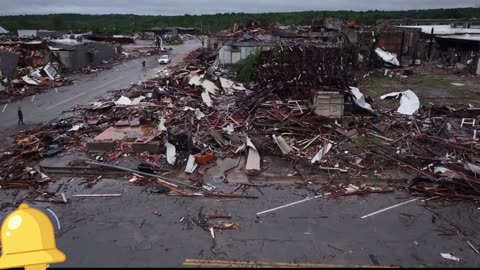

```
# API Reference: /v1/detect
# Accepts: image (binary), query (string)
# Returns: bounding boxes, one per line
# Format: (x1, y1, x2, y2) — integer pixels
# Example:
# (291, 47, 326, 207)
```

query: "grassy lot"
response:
(359, 72, 480, 106)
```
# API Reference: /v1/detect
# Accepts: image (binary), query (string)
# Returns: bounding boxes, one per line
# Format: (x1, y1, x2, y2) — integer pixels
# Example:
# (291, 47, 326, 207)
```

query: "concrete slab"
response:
(94, 126, 152, 141)
(132, 143, 161, 153)
(87, 141, 115, 152)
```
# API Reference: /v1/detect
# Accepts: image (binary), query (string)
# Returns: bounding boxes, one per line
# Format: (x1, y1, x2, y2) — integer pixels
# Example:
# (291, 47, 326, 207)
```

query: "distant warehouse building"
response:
(18, 29, 65, 39)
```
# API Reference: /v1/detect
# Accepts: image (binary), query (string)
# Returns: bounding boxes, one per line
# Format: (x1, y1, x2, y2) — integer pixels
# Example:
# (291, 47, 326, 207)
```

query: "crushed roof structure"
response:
(436, 34, 480, 42)
(397, 25, 480, 35)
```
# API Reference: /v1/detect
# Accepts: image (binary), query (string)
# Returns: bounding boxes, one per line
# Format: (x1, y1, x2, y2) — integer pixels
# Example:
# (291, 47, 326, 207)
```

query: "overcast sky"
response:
(0, 0, 477, 16)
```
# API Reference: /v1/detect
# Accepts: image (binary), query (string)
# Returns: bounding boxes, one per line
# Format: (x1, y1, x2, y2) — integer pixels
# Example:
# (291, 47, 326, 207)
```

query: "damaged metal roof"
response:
(436, 34, 480, 42)
(397, 25, 480, 35)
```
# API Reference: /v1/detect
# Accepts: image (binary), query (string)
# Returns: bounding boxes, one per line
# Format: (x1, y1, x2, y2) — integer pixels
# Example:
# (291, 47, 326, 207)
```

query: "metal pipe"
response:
(84, 160, 199, 189)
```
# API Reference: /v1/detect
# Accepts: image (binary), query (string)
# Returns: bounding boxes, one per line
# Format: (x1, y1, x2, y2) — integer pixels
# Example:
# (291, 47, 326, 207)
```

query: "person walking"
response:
(141, 60, 146, 71)
(17, 107, 24, 126)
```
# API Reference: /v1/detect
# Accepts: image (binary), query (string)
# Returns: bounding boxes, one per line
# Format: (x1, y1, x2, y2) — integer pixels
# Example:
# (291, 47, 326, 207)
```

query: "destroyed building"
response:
(216, 41, 276, 65)
(0, 50, 19, 78)
(17, 29, 65, 39)
(49, 38, 117, 72)
(393, 24, 480, 72)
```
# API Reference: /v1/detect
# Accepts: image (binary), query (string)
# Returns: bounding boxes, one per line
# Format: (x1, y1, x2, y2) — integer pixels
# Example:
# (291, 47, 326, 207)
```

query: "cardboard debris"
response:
(245, 136, 260, 171)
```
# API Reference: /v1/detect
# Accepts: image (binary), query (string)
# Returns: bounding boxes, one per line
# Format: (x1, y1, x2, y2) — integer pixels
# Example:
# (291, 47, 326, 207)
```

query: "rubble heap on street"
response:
(1, 37, 479, 203)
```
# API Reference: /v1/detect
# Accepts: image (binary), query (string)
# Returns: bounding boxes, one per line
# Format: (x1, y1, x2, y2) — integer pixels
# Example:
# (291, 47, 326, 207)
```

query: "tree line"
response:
(0, 7, 478, 35)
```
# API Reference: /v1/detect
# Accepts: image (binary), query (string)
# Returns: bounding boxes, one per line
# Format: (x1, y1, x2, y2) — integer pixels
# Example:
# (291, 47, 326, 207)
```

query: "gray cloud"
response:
(0, 0, 477, 15)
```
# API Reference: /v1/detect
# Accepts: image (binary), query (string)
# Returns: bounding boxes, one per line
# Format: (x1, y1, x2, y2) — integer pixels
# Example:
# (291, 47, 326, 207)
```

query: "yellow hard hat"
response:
(0, 203, 66, 269)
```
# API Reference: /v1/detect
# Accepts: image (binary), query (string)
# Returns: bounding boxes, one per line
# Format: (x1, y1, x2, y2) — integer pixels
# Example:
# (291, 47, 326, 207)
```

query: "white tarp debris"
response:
(451, 83, 465, 87)
(245, 136, 260, 171)
(349, 87, 374, 112)
(165, 142, 177, 165)
(272, 135, 292, 155)
(311, 143, 333, 163)
(158, 117, 167, 131)
(375, 48, 400, 66)
(68, 123, 85, 132)
(131, 96, 145, 105)
(464, 163, 480, 175)
(380, 90, 420, 115)
(440, 253, 460, 262)
(201, 90, 213, 107)
(21, 75, 39, 85)
(195, 108, 205, 120)
(185, 154, 198, 174)
(114, 96, 132, 106)
(222, 123, 235, 135)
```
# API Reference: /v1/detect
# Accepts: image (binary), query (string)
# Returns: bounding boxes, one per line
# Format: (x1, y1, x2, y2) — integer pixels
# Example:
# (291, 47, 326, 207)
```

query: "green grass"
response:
(363, 74, 458, 98)
(408, 74, 454, 86)
(166, 39, 184, 45)
(233, 50, 261, 83)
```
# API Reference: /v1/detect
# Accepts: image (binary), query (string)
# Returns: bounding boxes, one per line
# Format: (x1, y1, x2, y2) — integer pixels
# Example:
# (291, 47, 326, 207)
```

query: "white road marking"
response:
(361, 198, 419, 219)
(2, 103, 8, 112)
(46, 208, 61, 230)
(123, 63, 129, 67)
(113, 67, 119, 71)
(47, 77, 122, 110)
(256, 193, 330, 216)
(31, 95, 35, 102)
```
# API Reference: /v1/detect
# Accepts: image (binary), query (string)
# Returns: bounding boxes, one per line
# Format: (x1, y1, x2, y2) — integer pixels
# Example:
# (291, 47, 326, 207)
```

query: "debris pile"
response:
(1, 42, 480, 202)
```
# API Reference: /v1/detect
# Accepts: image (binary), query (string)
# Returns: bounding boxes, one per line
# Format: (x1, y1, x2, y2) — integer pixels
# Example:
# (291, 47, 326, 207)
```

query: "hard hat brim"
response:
(0, 248, 66, 268)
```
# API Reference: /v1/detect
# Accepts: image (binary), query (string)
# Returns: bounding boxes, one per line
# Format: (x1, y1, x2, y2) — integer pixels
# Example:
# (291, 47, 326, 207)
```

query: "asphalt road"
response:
(0, 40, 201, 142)
(1, 178, 479, 268)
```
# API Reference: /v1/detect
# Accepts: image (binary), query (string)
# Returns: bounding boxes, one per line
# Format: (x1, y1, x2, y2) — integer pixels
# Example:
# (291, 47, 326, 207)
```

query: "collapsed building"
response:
(48, 38, 118, 72)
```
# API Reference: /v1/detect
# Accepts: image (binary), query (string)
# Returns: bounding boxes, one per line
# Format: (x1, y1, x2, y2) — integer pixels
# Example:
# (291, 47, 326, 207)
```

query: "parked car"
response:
(158, 54, 171, 64)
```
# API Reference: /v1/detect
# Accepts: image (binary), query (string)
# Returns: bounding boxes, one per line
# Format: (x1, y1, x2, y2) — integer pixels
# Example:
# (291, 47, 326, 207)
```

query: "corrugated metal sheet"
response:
(437, 34, 480, 42)
(397, 25, 480, 35)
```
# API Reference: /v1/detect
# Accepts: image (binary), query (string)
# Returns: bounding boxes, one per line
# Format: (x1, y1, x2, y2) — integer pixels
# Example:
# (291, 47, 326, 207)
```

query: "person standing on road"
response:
(142, 60, 146, 71)
(17, 107, 25, 126)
